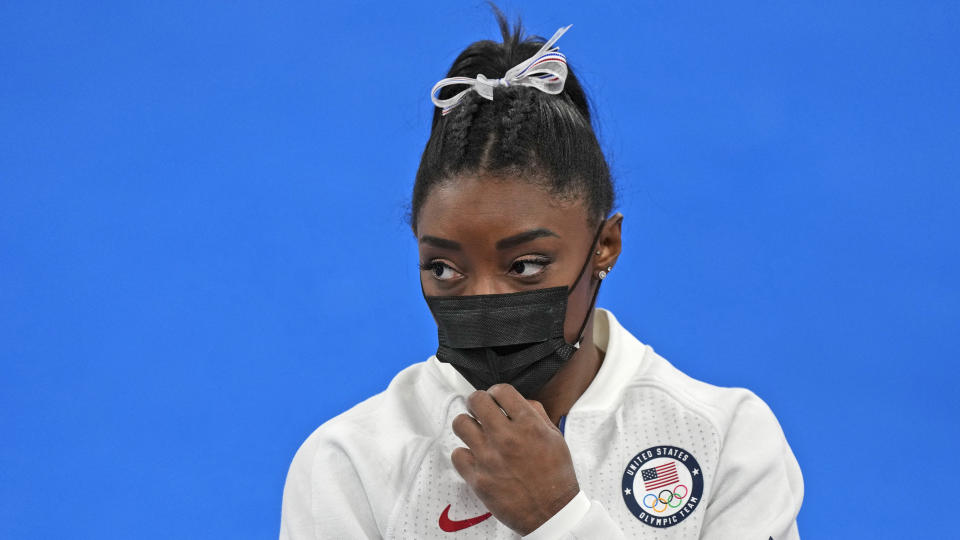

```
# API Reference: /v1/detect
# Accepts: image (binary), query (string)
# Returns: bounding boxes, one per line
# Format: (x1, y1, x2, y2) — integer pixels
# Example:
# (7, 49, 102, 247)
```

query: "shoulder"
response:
(605, 311, 801, 480)
(623, 341, 803, 531)
(629, 344, 790, 447)
(608, 322, 803, 533)
(281, 358, 462, 535)
(288, 358, 457, 474)
(585, 309, 789, 445)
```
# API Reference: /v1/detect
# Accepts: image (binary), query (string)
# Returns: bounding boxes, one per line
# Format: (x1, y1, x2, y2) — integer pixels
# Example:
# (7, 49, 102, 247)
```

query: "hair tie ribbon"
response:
(430, 24, 572, 116)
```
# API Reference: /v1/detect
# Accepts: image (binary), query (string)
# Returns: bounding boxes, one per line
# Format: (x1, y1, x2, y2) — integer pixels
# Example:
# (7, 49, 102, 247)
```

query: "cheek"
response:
(562, 276, 596, 341)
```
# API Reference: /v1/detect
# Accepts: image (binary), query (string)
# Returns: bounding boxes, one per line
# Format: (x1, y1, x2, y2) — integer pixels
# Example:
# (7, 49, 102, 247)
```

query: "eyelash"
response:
(509, 256, 552, 277)
(419, 256, 553, 281)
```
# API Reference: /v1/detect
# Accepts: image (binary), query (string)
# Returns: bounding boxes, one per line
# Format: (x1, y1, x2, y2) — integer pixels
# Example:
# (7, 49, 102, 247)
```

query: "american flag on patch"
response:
(641, 462, 679, 491)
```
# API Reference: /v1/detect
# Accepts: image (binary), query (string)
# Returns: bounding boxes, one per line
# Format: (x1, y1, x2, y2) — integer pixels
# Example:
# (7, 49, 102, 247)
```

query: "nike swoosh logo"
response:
(438, 504, 493, 532)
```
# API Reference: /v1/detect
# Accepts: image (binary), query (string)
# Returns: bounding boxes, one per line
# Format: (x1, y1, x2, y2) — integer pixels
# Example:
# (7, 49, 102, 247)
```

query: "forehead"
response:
(417, 175, 589, 239)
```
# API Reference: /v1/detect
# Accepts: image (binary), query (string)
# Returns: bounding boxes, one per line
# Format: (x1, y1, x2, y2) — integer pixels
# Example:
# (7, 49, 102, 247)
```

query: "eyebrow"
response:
(495, 228, 559, 250)
(419, 235, 462, 250)
(419, 228, 560, 252)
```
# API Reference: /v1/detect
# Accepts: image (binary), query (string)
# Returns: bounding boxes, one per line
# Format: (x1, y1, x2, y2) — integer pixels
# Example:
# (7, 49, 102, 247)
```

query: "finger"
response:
(451, 446, 477, 483)
(452, 413, 484, 449)
(525, 399, 552, 424)
(486, 383, 529, 420)
(466, 389, 509, 429)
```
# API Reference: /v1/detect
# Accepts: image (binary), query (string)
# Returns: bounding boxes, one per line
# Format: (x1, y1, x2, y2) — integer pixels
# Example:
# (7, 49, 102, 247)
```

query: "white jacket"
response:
(280, 308, 803, 539)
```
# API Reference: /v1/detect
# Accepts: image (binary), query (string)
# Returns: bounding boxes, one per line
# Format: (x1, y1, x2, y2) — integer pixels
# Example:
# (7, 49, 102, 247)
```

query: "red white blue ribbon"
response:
(430, 24, 573, 116)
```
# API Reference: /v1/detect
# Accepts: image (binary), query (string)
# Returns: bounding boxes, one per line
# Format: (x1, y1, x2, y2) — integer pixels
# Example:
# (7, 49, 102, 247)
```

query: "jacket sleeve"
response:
(279, 432, 382, 540)
(699, 392, 804, 540)
(522, 491, 626, 540)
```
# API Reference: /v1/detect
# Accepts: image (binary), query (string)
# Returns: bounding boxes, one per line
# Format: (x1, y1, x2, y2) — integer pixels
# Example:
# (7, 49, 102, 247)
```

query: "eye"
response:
(422, 261, 462, 281)
(508, 258, 550, 278)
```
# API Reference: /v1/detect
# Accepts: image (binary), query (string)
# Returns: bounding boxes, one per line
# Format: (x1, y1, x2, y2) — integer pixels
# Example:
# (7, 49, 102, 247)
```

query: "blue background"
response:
(2, 1, 957, 538)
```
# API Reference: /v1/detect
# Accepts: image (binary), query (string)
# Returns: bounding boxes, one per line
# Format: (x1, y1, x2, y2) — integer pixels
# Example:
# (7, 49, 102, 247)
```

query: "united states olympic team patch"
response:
(621, 445, 704, 528)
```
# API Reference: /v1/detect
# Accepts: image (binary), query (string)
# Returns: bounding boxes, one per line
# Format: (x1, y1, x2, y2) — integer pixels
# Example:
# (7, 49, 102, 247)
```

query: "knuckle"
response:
(452, 414, 476, 437)
(472, 474, 492, 496)
(467, 390, 485, 409)
(451, 447, 473, 470)
(499, 435, 520, 454)
(469, 440, 489, 458)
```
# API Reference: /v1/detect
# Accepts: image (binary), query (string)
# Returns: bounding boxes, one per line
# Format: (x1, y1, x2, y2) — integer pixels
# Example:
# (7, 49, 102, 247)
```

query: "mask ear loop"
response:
(568, 219, 608, 348)
(567, 220, 607, 295)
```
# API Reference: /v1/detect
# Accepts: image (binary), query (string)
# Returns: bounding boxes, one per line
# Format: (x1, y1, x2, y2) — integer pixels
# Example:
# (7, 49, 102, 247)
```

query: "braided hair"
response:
(410, 5, 615, 232)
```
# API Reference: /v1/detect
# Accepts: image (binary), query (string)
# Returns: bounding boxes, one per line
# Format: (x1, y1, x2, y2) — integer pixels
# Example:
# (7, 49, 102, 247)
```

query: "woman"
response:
(280, 10, 803, 539)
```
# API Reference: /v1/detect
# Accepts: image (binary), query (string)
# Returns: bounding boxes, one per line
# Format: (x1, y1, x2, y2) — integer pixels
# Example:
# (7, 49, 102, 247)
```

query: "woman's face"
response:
(416, 174, 620, 344)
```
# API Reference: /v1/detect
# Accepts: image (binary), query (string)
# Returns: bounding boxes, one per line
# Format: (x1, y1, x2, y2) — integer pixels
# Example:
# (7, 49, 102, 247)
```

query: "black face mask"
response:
(422, 223, 605, 397)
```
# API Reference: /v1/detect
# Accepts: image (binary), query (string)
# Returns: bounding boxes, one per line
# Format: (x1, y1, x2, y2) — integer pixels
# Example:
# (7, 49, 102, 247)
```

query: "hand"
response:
(451, 383, 580, 535)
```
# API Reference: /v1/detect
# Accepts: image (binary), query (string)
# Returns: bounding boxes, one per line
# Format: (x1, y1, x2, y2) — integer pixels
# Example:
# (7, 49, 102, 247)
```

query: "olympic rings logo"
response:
(641, 484, 688, 513)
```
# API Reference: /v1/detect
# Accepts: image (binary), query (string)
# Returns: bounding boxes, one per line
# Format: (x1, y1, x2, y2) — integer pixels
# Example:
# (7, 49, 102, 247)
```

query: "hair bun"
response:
(411, 3, 614, 233)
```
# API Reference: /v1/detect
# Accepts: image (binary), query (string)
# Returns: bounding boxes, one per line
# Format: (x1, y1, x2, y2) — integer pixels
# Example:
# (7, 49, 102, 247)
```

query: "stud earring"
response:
(595, 250, 601, 255)
(597, 265, 612, 280)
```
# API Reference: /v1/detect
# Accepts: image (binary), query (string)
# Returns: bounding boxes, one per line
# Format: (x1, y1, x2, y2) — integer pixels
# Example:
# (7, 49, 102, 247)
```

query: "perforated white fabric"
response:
(279, 309, 803, 539)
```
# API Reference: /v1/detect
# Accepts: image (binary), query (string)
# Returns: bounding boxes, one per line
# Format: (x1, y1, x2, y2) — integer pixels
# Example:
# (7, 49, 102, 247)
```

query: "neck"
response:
(531, 309, 604, 426)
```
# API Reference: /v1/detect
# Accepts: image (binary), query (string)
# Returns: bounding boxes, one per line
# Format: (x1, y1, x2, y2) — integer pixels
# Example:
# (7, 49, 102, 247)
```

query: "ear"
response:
(595, 212, 623, 275)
